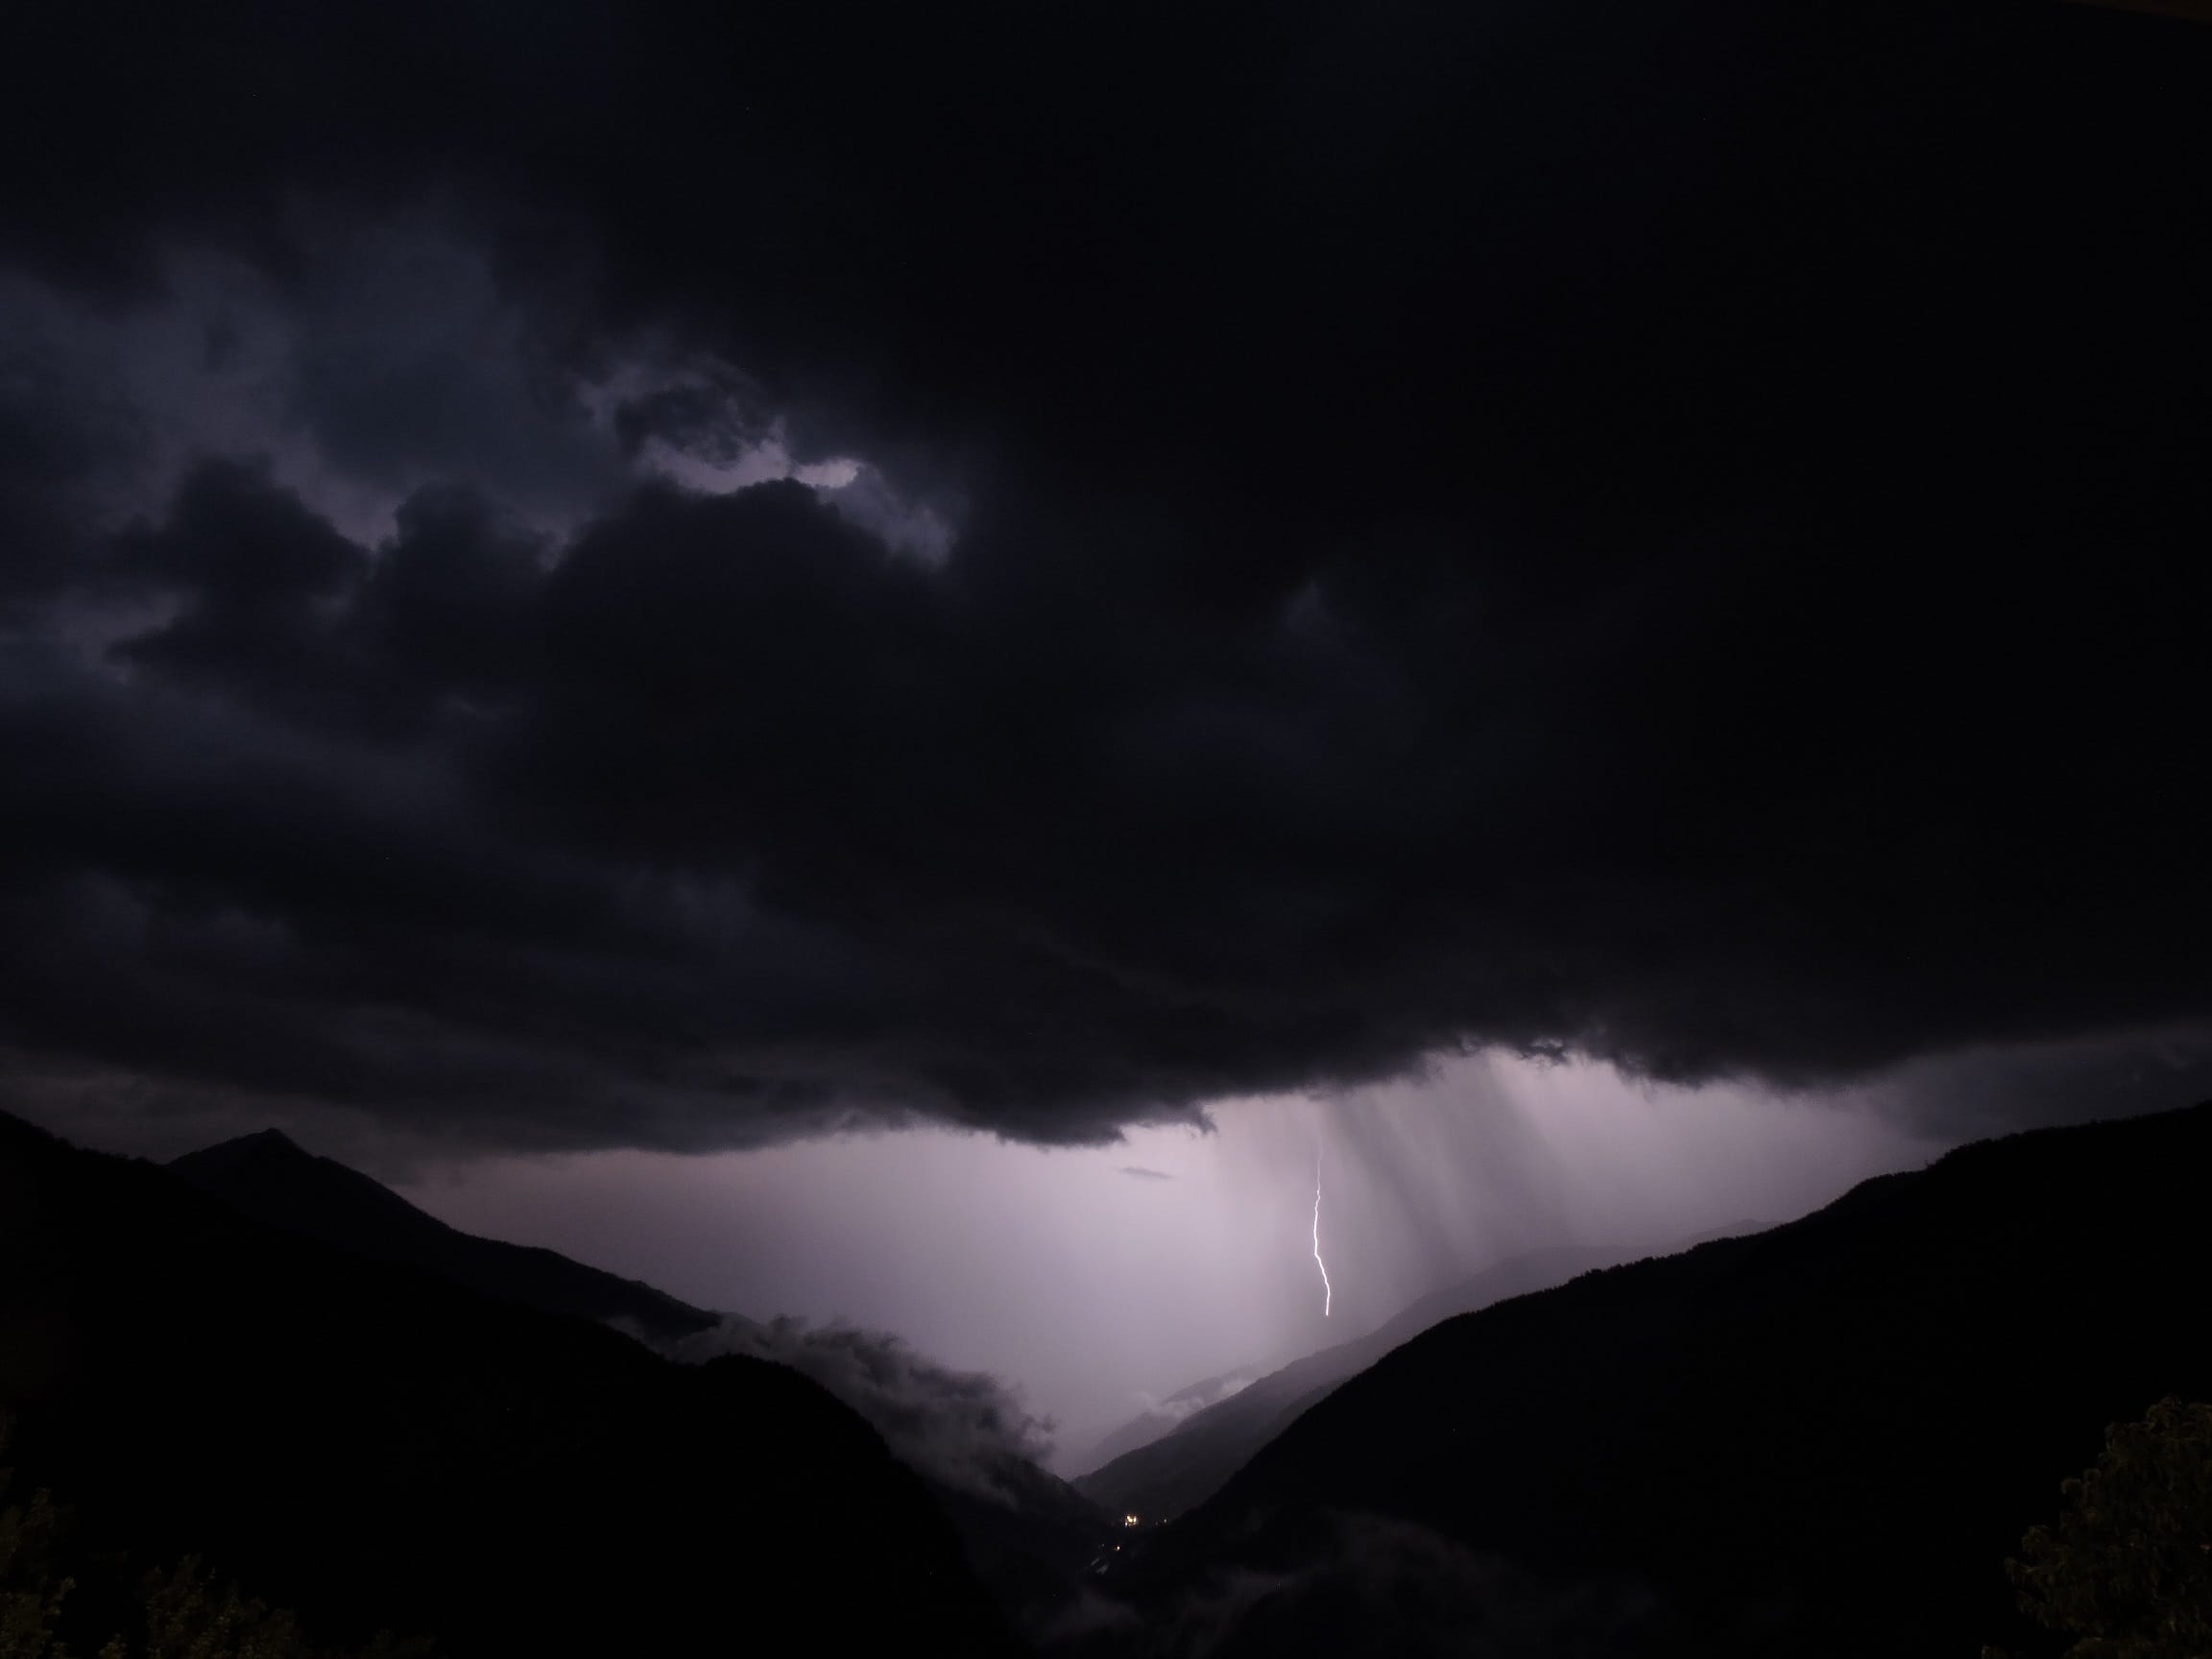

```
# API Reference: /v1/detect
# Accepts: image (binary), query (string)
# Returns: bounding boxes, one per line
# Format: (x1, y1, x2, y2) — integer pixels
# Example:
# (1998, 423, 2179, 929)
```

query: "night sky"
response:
(2, 0, 2206, 1455)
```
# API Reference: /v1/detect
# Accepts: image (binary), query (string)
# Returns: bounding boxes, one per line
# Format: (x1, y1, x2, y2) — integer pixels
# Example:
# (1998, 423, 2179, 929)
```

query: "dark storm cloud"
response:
(0, 0, 2207, 1150)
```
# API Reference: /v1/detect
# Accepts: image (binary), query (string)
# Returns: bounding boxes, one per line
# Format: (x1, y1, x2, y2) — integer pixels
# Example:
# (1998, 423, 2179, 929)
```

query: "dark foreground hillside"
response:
(1100, 1103, 2212, 1659)
(0, 1111, 1015, 1658)
(169, 1125, 1113, 1637)
(1075, 1246, 1627, 1524)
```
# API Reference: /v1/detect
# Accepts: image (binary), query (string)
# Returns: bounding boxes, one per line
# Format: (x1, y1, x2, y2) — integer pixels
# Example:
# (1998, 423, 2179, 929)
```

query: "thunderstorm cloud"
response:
(0, 0, 2205, 1155)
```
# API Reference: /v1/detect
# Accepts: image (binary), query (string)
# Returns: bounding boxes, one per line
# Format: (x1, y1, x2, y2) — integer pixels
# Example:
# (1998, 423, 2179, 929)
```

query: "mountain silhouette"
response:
(1102, 1103, 2212, 1658)
(1078, 1227, 1764, 1524)
(1075, 1246, 1625, 1524)
(1077, 1364, 1269, 1478)
(172, 1124, 1114, 1636)
(0, 1109, 1016, 1657)
(171, 1128, 719, 1344)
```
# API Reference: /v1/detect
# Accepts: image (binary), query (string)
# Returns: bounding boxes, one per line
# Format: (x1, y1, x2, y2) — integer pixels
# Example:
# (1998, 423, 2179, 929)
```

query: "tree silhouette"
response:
(1, 1416, 77, 1659)
(3, 1414, 431, 1659)
(1996, 1397, 2212, 1659)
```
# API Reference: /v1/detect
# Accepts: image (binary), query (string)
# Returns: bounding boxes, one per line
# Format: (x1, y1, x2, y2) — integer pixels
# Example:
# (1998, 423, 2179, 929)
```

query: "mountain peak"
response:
(169, 1126, 316, 1179)
(228, 1126, 305, 1155)
(168, 1126, 720, 1344)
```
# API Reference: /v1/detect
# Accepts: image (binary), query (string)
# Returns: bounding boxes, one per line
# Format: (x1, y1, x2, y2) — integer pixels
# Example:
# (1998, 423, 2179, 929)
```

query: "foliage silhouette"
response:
(4, 1416, 433, 1659)
(1996, 1397, 2212, 1659)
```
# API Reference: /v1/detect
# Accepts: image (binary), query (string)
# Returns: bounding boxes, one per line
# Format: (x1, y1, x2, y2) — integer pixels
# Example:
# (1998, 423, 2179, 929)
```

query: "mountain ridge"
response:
(1103, 1100, 2212, 1657)
(170, 1127, 720, 1345)
(0, 1107, 1017, 1657)
(1076, 1223, 1770, 1522)
(168, 1121, 1113, 1636)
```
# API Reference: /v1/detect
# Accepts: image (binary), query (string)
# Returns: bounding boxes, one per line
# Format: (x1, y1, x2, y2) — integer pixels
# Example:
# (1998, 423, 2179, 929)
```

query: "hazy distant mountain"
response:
(0, 1110, 1016, 1657)
(1077, 1227, 1765, 1523)
(172, 1128, 719, 1344)
(1102, 1103, 2212, 1659)
(1078, 1365, 1267, 1476)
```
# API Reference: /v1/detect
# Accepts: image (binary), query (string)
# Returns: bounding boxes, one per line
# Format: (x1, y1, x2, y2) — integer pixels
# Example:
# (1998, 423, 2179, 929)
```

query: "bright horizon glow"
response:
(395, 1054, 1943, 1469)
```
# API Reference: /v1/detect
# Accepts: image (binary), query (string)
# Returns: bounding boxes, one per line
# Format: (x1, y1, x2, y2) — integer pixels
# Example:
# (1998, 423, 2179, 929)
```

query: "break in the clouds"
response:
(1, 0, 2208, 1155)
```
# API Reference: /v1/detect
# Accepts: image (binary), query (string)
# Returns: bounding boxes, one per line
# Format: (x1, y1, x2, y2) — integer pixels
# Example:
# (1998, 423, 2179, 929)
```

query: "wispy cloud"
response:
(663, 1315, 1054, 1504)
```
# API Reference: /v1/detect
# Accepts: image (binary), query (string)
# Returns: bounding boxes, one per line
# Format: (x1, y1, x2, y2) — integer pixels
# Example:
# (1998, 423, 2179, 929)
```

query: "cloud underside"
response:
(0, 0, 2206, 1152)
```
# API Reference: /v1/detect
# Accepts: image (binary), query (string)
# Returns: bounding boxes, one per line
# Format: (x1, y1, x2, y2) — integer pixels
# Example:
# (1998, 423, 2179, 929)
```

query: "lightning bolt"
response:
(1310, 1141, 1332, 1317)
